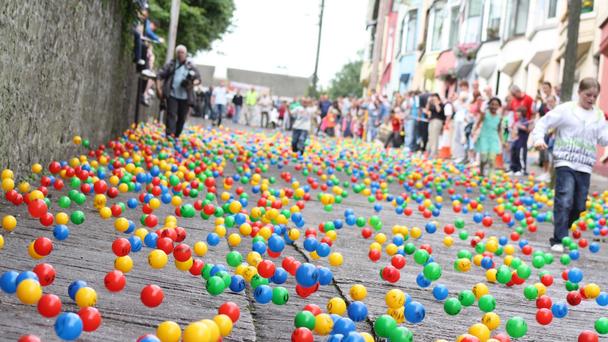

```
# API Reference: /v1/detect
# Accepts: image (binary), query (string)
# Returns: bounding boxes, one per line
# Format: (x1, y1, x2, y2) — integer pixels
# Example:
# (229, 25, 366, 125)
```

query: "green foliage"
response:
(149, 0, 235, 66)
(327, 60, 363, 99)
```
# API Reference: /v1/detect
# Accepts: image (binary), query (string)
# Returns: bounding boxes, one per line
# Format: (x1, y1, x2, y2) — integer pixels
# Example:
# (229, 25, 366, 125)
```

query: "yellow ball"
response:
(473, 254, 483, 267)
(175, 258, 193, 272)
(75, 286, 97, 307)
(227, 233, 241, 247)
(375, 233, 387, 244)
(18, 181, 30, 193)
(149, 198, 161, 210)
(1, 169, 14, 180)
(349, 284, 367, 301)
(243, 266, 258, 282)
(156, 321, 181, 342)
(115, 255, 134, 273)
(171, 196, 182, 207)
(0, 234, 4, 249)
(73, 136, 82, 145)
(468, 323, 491, 342)
(99, 207, 112, 219)
(385, 289, 405, 309)
(149, 249, 169, 269)
(199, 319, 220, 342)
(213, 314, 233, 337)
(361, 332, 374, 342)
(28, 242, 43, 260)
(472, 283, 489, 300)
(114, 217, 130, 232)
(387, 306, 405, 323)
(228, 201, 242, 214)
(534, 282, 547, 297)
(55, 212, 69, 225)
(239, 223, 252, 236)
(328, 252, 343, 266)
(385, 243, 399, 256)
(410, 227, 422, 239)
(369, 242, 382, 251)
(234, 264, 247, 276)
(2, 215, 17, 232)
(327, 297, 347, 315)
(443, 235, 454, 247)
(486, 268, 497, 283)
(246, 252, 262, 266)
(182, 322, 208, 342)
(314, 313, 334, 335)
(504, 244, 515, 255)
(193, 241, 208, 256)
(288, 228, 300, 241)
(135, 228, 149, 241)
(16, 279, 42, 305)
(584, 283, 601, 299)
(485, 240, 499, 253)
(1, 178, 15, 191)
(481, 312, 501, 330)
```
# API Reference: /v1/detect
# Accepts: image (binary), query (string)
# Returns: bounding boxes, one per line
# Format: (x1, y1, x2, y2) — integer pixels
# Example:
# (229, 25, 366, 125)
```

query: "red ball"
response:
(112, 238, 131, 257)
(536, 308, 553, 325)
(578, 331, 599, 342)
(104, 270, 126, 292)
(37, 293, 62, 318)
(291, 327, 314, 342)
(33, 263, 56, 286)
(303, 304, 322, 316)
(144, 214, 158, 228)
(78, 307, 102, 332)
(33, 237, 53, 256)
(94, 180, 108, 194)
(482, 216, 493, 227)
(173, 243, 192, 262)
(257, 260, 276, 278)
(540, 274, 554, 287)
(218, 301, 241, 323)
(368, 249, 381, 262)
(189, 259, 204, 276)
(28, 199, 48, 218)
(156, 237, 174, 255)
(381, 265, 401, 283)
(39, 212, 54, 227)
(141, 284, 164, 308)
(567, 291, 582, 306)
(49, 161, 61, 174)
(361, 227, 373, 239)
(459, 335, 481, 342)
(492, 333, 511, 342)
(536, 295, 552, 309)
(18, 335, 41, 342)
(391, 255, 406, 269)
(521, 245, 533, 255)
(295, 283, 318, 298)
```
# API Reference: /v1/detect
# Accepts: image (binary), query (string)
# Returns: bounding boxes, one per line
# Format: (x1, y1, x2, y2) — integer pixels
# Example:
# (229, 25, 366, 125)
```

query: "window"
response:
(449, 7, 460, 47)
(582, 0, 594, 14)
(468, 0, 482, 17)
(507, 0, 529, 37)
(405, 10, 417, 52)
(430, 2, 447, 51)
(486, 0, 502, 40)
(463, 0, 482, 43)
(547, 0, 558, 18)
(398, 16, 406, 55)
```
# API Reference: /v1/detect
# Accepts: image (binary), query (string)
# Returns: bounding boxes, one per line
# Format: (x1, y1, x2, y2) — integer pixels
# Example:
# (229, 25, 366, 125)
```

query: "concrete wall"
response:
(0, 0, 136, 176)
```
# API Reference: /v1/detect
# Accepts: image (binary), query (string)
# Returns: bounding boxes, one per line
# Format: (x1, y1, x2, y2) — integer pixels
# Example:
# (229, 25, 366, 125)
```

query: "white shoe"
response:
(537, 173, 550, 183)
(141, 69, 157, 79)
(514, 171, 523, 176)
(550, 244, 564, 253)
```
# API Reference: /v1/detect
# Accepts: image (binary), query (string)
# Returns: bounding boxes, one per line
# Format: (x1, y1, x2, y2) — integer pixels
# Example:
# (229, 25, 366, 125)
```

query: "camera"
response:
(181, 70, 196, 88)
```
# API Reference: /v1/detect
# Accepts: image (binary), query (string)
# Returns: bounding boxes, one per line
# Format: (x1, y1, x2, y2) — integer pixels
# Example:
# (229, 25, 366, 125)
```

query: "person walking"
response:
(244, 87, 258, 126)
(451, 92, 469, 164)
(531, 78, 608, 252)
(156, 45, 201, 137)
(425, 93, 446, 158)
(417, 92, 430, 152)
(509, 85, 534, 120)
(231, 89, 243, 124)
(508, 107, 531, 176)
(259, 93, 273, 128)
(408, 91, 421, 151)
(384, 109, 403, 148)
(473, 97, 503, 177)
(212, 81, 228, 126)
(291, 99, 312, 154)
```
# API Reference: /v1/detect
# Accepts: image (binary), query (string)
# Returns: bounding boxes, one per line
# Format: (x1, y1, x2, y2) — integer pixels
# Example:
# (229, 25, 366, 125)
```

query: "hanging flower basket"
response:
(454, 43, 480, 61)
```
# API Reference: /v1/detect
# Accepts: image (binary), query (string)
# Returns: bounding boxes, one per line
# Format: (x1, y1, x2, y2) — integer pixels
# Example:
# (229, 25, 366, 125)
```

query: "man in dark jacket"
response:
(156, 45, 201, 137)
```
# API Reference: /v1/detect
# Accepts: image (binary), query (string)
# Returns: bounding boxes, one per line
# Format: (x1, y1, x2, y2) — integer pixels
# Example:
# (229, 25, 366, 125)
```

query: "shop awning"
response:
(423, 57, 437, 79)
(474, 40, 500, 80)
(456, 60, 475, 79)
(500, 60, 522, 76)
(399, 73, 411, 84)
(435, 50, 456, 78)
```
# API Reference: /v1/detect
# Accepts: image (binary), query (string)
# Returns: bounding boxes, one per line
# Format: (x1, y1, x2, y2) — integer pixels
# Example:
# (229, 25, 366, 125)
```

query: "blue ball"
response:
(68, 280, 87, 301)
(229, 275, 246, 292)
(327, 334, 344, 342)
(569, 249, 580, 261)
(347, 301, 368, 322)
(481, 256, 494, 270)
(252, 240, 267, 255)
(270, 267, 288, 284)
(473, 213, 483, 223)
(253, 285, 273, 304)
(343, 332, 364, 342)
(54, 312, 83, 341)
(316, 242, 331, 257)
(551, 302, 568, 318)
(405, 301, 426, 324)
(16, 271, 39, 286)
(317, 266, 333, 285)
(416, 273, 432, 288)
(127, 198, 139, 209)
(425, 222, 437, 234)
(332, 317, 356, 335)
(596, 292, 608, 306)
(295, 263, 319, 287)
(138, 335, 161, 342)
(0, 270, 19, 294)
(268, 234, 285, 252)
(373, 203, 382, 212)
(589, 242, 600, 253)
(303, 237, 318, 252)
(432, 284, 449, 301)
(568, 267, 583, 283)
(53, 224, 70, 240)
(144, 232, 158, 248)
(207, 233, 221, 247)
(345, 215, 356, 226)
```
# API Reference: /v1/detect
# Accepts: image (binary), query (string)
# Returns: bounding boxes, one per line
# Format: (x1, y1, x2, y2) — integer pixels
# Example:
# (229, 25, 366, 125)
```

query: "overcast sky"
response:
(193, 0, 369, 87)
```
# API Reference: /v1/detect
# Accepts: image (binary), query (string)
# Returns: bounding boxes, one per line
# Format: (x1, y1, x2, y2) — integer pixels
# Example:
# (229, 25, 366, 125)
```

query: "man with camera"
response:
(156, 45, 201, 137)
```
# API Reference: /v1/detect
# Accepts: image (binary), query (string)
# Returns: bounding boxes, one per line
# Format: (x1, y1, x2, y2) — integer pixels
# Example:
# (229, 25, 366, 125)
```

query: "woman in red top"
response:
(385, 108, 403, 148)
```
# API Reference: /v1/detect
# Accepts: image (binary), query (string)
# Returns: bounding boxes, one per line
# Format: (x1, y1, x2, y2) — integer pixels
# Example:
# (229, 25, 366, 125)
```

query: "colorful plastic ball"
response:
(459, 290, 476, 307)
(568, 267, 583, 283)
(350, 284, 367, 301)
(17, 335, 41, 342)
(33, 237, 53, 257)
(597, 292, 608, 306)
(253, 284, 273, 304)
(347, 301, 368, 322)
(54, 312, 83, 341)
(213, 314, 233, 337)
(594, 317, 608, 334)
(444, 298, 462, 315)
(272, 286, 289, 305)
(141, 284, 164, 308)
(578, 331, 599, 342)
(156, 320, 181, 342)
(218, 301, 240, 323)
(551, 302, 568, 318)
(387, 326, 413, 342)
(207, 276, 226, 296)
(75, 286, 97, 308)
(2, 215, 17, 231)
(16, 279, 42, 305)
(505, 316, 527, 338)
(314, 313, 334, 335)
(294, 310, 316, 329)
(327, 297, 347, 315)
(148, 249, 168, 269)
(373, 314, 397, 338)
(536, 308, 553, 325)
(181, 322, 207, 342)
(37, 293, 62, 318)
(468, 323, 490, 342)
(423, 262, 442, 281)
(32, 263, 55, 286)
(478, 294, 496, 312)
(104, 270, 126, 292)
(0, 270, 19, 293)
(271, 267, 288, 284)
(481, 312, 501, 330)
(115, 255, 134, 273)
(333, 317, 357, 336)
(229, 275, 246, 292)
(295, 263, 319, 287)
(291, 327, 314, 342)
(404, 301, 425, 324)
(432, 284, 449, 301)
(53, 224, 70, 240)
(78, 307, 101, 332)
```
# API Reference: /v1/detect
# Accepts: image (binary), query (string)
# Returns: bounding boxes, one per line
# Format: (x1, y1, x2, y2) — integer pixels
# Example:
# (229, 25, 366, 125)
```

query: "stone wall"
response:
(0, 0, 137, 176)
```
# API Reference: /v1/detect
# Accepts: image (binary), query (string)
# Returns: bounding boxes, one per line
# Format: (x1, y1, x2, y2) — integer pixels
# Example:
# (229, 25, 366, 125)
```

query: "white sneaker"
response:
(514, 171, 523, 176)
(550, 244, 564, 253)
(537, 173, 550, 183)
(141, 69, 157, 79)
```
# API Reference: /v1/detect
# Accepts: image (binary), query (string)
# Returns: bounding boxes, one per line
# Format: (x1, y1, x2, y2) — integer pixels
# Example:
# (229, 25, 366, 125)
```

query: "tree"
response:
(561, 0, 581, 102)
(149, 0, 235, 66)
(327, 60, 364, 99)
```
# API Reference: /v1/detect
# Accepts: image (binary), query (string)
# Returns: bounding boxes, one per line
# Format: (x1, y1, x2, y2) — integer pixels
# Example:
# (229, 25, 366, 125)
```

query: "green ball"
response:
(217, 271, 231, 287)
(560, 254, 571, 265)
(58, 196, 71, 208)
(478, 294, 496, 312)
(250, 274, 269, 289)
(543, 253, 554, 265)
(510, 257, 522, 270)
(369, 215, 381, 228)
(565, 280, 579, 291)
(444, 298, 462, 315)
(413, 249, 430, 265)
(506, 316, 528, 338)
(458, 230, 469, 240)
(355, 217, 366, 227)
(388, 326, 413, 342)
(523, 285, 538, 300)
(532, 255, 545, 269)
(594, 317, 608, 334)
(272, 286, 289, 305)
(226, 251, 242, 267)
(169, 175, 180, 186)
(294, 310, 316, 329)
(70, 210, 85, 225)
(458, 290, 475, 307)
(404, 243, 416, 255)
(423, 262, 442, 281)
(201, 263, 214, 280)
(455, 218, 465, 229)
(496, 265, 512, 284)
(206, 276, 226, 296)
(517, 264, 532, 279)
(457, 249, 472, 260)
(373, 314, 397, 338)
(181, 204, 196, 218)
